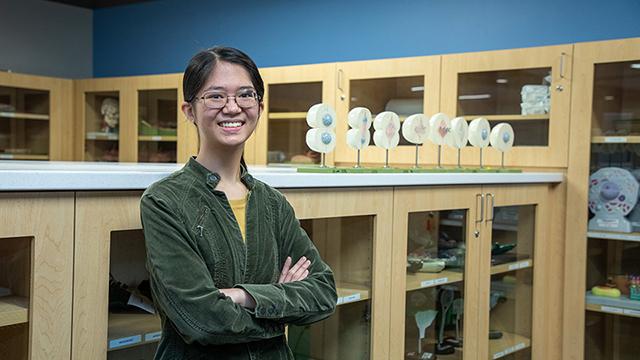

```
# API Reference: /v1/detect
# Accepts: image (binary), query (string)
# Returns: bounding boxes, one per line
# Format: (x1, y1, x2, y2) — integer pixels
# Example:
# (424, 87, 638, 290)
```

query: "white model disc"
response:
(489, 123, 515, 152)
(447, 117, 469, 149)
(306, 103, 337, 129)
(306, 128, 336, 153)
(401, 114, 430, 145)
(468, 117, 491, 148)
(373, 111, 400, 150)
(428, 113, 451, 146)
(347, 107, 373, 150)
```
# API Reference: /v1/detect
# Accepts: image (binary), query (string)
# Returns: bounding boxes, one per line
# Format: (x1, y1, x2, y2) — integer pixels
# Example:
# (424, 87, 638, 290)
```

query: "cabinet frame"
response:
(0, 71, 74, 160)
(564, 37, 640, 360)
(441, 44, 573, 168)
(0, 192, 74, 360)
(254, 63, 337, 166)
(334, 56, 441, 166)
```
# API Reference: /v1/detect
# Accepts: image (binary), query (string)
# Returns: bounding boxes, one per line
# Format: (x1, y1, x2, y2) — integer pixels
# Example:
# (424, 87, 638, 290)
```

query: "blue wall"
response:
(94, 0, 640, 77)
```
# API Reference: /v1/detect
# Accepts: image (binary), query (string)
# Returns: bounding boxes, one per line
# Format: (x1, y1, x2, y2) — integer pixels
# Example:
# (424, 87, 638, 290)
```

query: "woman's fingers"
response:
(278, 256, 292, 283)
(282, 256, 310, 283)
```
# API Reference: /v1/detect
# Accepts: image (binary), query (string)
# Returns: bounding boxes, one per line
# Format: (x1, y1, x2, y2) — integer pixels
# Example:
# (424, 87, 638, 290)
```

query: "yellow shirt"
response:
(229, 197, 247, 241)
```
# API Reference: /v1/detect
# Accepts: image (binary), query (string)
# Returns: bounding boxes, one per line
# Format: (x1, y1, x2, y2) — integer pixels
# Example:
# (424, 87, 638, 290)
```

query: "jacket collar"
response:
(186, 156, 255, 190)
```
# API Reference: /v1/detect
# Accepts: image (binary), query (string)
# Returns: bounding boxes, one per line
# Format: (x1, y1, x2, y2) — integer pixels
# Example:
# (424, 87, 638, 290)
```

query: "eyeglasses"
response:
(195, 90, 261, 109)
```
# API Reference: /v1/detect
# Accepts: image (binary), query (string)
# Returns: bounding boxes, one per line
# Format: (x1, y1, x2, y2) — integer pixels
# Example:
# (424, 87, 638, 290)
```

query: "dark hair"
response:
(183, 46, 264, 103)
(183, 46, 263, 169)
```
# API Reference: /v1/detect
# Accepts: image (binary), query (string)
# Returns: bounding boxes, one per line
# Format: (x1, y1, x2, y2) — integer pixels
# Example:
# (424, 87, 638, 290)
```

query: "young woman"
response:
(140, 47, 337, 359)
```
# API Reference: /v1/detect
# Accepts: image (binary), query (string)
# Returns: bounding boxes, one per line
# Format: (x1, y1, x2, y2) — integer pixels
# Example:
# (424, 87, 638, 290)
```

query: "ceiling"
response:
(46, 0, 154, 9)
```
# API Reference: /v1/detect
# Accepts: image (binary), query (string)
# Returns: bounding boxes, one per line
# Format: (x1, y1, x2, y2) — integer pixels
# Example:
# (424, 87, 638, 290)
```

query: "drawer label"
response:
(421, 277, 448, 288)
(601, 306, 624, 314)
(337, 293, 361, 305)
(145, 331, 162, 342)
(109, 335, 142, 349)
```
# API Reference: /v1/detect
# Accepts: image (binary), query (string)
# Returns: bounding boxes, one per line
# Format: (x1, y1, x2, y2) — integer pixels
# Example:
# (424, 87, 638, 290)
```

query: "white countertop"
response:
(0, 161, 563, 191)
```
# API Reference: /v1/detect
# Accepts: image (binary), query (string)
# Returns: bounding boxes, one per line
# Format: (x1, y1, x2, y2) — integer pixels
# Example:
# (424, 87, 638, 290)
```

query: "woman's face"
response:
(185, 61, 262, 151)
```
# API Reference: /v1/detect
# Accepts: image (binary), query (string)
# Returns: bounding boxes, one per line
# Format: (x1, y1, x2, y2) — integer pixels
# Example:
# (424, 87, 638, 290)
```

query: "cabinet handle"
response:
(486, 193, 495, 222)
(337, 69, 345, 100)
(559, 52, 566, 79)
(475, 193, 485, 224)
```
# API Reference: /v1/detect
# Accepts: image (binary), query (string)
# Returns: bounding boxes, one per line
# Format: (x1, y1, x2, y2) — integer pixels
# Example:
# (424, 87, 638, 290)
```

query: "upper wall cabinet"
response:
(74, 74, 194, 163)
(0, 72, 73, 161)
(254, 63, 336, 166)
(334, 57, 441, 166)
(441, 45, 573, 168)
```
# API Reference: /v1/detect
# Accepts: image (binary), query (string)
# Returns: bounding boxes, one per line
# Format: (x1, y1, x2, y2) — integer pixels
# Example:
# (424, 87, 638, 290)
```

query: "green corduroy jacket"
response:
(140, 157, 337, 359)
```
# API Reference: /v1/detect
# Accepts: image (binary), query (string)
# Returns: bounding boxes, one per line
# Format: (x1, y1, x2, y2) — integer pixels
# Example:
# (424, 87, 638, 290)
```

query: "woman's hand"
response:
(219, 288, 256, 309)
(278, 256, 311, 284)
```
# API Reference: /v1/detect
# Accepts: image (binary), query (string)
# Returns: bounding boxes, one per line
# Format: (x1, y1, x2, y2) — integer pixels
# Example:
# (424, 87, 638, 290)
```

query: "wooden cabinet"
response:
(252, 63, 336, 166)
(0, 71, 73, 161)
(74, 74, 193, 163)
(441, 44, 573, 168)
(565, 37, 640, 360)
(334, 56, 441, 167)
(0, 192, 74, 360)
(390, 184, 552, 359)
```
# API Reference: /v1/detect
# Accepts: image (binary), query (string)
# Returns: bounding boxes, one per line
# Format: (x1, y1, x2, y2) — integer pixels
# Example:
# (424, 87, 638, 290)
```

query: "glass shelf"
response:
(0, 86, 50, 160)
(0, 237, 32, 360)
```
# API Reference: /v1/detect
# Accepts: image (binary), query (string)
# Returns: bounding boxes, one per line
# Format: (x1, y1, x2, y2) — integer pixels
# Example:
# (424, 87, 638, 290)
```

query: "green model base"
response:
(296, 166, 343, 173)
(341, 167, 383, 173)
(471, 167, 522, 173)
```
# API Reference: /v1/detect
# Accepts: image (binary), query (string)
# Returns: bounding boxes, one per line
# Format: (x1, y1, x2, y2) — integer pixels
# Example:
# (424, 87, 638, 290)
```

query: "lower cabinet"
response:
(0, 192, 74, 360)
(390, 184, 551, 360)
(60, 184, 555, 359)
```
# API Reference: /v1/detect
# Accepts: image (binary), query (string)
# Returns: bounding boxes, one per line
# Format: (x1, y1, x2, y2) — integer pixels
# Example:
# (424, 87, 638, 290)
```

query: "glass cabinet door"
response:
(284, 189, 393, 359)
(441, 45, 572, 168)
(256, 64, 336, 166)
(334, 57, 441, 167)
(579, 40, 640, 360)
(137, 89, 178, 163)
(84, 91, 120, 162)
(288, 215, 374, 359)
(479, 185, 547, 360)
(0, 86, 50, 160)
(391, 186, 480, 359)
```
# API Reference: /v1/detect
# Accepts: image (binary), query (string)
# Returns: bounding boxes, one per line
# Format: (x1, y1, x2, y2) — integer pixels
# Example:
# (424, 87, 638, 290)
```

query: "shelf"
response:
(0, 296, 29, 327)
(86, 132, 119, 141)
(462, 114, 549, 121)
(0, 154, 48, 160)
(268, 112, 307, 120)
(336, 283, 370, 305)
(491, 259, 533, 275)
(0, 112, 49, 121)
(585, 291, 640, 318)
(138, 135, 177, 142)
(490, 331, 531, 359)
(588, 231, 640, 242)
(591, 136, 640, 144)
(406, 269, 464, 292)
(440, 218, 517, 232)
(108, 312, 161, 351)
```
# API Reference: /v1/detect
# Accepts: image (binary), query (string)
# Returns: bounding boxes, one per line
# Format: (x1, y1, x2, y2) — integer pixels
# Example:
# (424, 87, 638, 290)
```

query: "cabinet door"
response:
(75, 79, 130, 162)
(441, 45, 572, 168)
(391, 186, 481, 359)
(283, 188, 393, 359)
(566, 37, 640, 360)
(0, 192, 74, 360)
(335, 57, 441, 166)
(131, 74, 184, 163)
(0, 72, 73, 161)
(478, 184, 549, 360)
(254, 63, 336, 166)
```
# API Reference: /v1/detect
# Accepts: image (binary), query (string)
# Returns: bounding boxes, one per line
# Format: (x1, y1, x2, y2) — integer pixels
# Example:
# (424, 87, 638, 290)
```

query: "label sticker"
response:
(514, 342, 526, 350)
(604, 137, 627, 143)
(145, 331, 162, 342)
(341, 293, 361, 304)
(519, 261, 530, 269)
(601, 306, 624, 314)
(421, 277, 448, 288)
(0, 154, 14, 159)
(493, 350, 505, 359)
(109, 335, 142, 349)
(508, 263, 519, 270)
(623, 309, 640, 317)
(151, 136, 162, 141)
